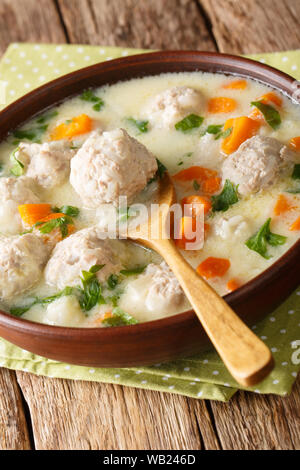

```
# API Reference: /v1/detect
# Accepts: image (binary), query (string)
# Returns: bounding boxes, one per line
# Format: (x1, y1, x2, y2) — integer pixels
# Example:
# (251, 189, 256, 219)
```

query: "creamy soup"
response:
(0, 71, 299, 327)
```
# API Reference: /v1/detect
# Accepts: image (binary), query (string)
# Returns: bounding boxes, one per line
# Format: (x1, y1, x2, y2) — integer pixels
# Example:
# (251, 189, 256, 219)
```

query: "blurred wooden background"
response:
(0, 0, 299, 450)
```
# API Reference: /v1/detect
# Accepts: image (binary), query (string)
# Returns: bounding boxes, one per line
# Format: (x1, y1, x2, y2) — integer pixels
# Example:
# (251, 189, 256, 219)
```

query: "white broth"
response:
(0, 71, 299, 327)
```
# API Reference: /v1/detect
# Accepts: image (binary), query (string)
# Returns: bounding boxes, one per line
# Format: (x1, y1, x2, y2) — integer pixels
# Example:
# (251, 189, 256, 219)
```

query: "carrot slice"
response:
(18, 204, 52, 226)
(289, 136, 300, 151)
(50, 114, 92, 141)
(173, 166, 217, 182)
(197, 257, 230, 279)
(208, 97, 237, 114)
(37, 212, 66, 223)
(202, 176, 221, 194)
(274, 194, 295, 216)
(259, 92, 282, 107)
(289, 216, 300, 231)
(221, 116, 260, 154)
(181, 195, 212, 216)
(174, 216, 197, 250)
(227, 278, 240, 292)
(222, 79, 247, 90)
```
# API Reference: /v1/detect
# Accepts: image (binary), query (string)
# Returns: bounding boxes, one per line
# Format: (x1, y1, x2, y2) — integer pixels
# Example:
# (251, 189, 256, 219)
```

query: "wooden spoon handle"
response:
(150, 237, 274, 387)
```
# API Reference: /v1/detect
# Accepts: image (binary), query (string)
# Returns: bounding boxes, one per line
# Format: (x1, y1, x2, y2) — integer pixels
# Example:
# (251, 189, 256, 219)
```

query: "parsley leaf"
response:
(78, 265, 105, 312)
(120, 266, 147, 276)
(52, 205, 80, 218)
(211, 180, 239, 212)
(292, 164, 300, 180)
(147, 158, 167, 185)
(36, 215, 74, 239)
(245, 218, 286, 259)
(10, 286, 75, 317)
(10, 146, 24, 176)
(285, 187, 300, 194)
(250, 101, 281, 130)
(102, 307, 138, 327)
(107, 274, 119, 290)
(36, 109, 58, 124)
(193, 180, 200, 191)
(175, 114, 204, 132)
(80, 89, 104, 112)
(127, 117, 149, 133)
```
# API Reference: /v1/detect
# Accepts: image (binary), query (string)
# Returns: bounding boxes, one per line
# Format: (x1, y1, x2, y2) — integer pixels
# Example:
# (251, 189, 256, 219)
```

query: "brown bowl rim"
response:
(0, 50, 299, 341)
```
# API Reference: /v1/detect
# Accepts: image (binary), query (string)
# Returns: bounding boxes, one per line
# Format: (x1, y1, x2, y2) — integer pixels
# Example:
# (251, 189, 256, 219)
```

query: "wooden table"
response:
(0, 0, 299, 450)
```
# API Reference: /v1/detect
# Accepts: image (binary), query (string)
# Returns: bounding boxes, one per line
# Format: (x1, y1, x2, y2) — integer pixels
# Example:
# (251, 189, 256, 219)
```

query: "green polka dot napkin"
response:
(0, 44, 299, 402)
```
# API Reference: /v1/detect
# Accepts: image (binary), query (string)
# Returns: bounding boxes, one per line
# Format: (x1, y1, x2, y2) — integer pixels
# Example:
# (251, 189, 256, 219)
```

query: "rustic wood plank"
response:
(16, 372, 212, 450)
(57, 0, 216, 50)
(199, 0, 300, 54)
(0, 368, 31, 449)
(210, 375, 300, 450)
(0, 0, 66, 55)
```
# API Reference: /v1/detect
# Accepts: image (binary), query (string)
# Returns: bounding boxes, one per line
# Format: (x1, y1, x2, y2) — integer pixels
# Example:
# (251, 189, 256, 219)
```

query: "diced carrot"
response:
(196, 257, 230, 279)
(50, 114, 92, 140)
(18, 204, 52, 226)
(202, 176, 221, 194)
(227, 278, 240, 292)
(274, 194, 295, 216)
(289, 216, 300, 231)
(222, 79, 247, 90)
(173, 166, 217, 182)
(204, 223, 210, 237)
(208, 97, 237, 114)
(289, 136, 300, 151)
(37, 212, 65, 223)
(249, 92, 282, 122)
(174, 216, 205, 250)
(259, 92, 282, 107)
(221, 116, 260, 154)
(181, 195, 212, 216)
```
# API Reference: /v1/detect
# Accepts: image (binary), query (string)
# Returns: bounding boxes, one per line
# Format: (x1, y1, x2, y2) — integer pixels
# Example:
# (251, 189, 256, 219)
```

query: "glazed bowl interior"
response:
(0, 51, 299, 367)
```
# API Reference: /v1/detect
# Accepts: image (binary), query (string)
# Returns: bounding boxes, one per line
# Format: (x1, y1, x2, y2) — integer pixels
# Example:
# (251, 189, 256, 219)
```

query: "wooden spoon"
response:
(126, 173, 274, 387)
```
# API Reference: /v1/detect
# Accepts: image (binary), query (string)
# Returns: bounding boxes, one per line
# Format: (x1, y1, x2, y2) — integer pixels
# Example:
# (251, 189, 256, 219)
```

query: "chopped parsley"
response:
(78, 265, 105, 312)
(52, 205, 80, 218)
(35, 215, 74, 239)
(102, 307, 138, 327)
(127, 117, 149, 133)
(211, 179, 239, 212)
(120, 265, 147, 276)
(80, 89, 104, 112)
(107, 274, 119, 290)
(200, 124, 232, 140)
(10, 286, 75, 317)
(175, 114, 204, 132)
(245, 218, 286, 259)
(12, 108, 57, 144)
(285, 187, 300, 194)
(193, 180, 200, 191)
(10, 146, 24, 176)
(250, 101, 281, 130)
(292, 164, 300, 180)
(36, 109, 59, 124)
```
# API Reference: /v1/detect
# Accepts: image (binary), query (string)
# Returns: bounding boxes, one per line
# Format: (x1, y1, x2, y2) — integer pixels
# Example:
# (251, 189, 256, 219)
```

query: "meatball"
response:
(0, 233, 49, 300)
(16, 140, 75, 189)
(145, 86, 204, 129)
(119, 262, 185, 321)
(0, 176, 39, 234)
(221, 136, 296, 196)
(70, 128, 157, 207)
(45, 227, 122, 289)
